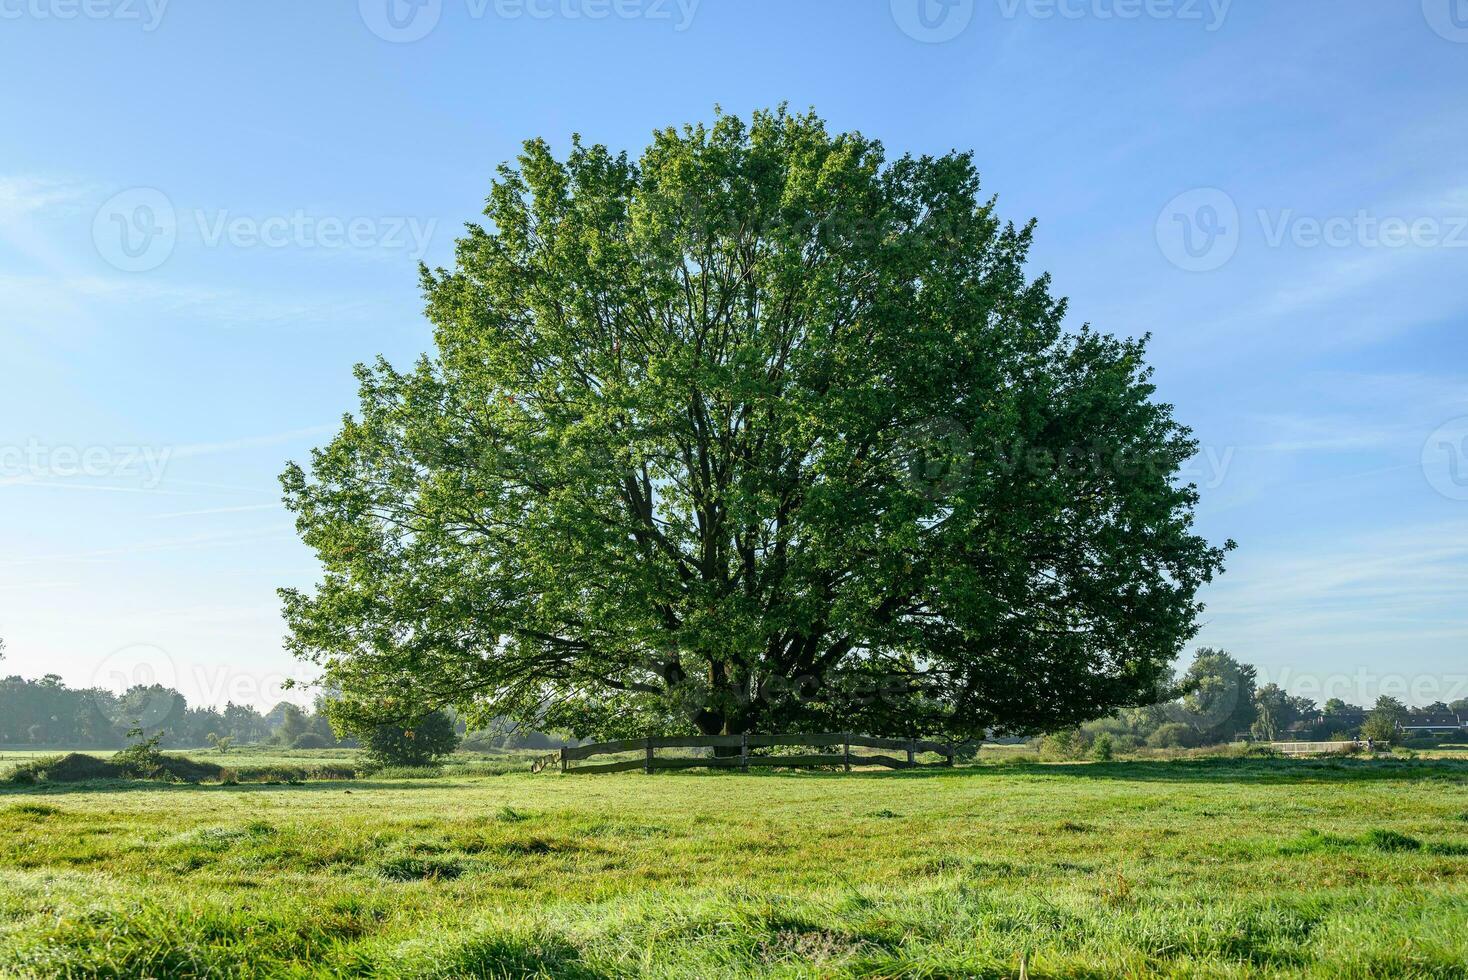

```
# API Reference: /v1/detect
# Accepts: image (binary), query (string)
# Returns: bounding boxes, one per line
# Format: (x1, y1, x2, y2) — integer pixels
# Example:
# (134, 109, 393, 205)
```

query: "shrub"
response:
(1091, 733, 1115, 761)
(11, 753, 118, 783)
(363, 710, 461, 766)
(1040, 729, 1084, 759)
(1147, 723, 1203, 749)
(1111, 734, 1142, 754)
(291, 732, 333, 749)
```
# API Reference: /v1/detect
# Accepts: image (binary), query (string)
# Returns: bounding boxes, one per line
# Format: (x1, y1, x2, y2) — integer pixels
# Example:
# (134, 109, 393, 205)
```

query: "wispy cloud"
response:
(0, 175, 92, 223)
(1199, 521, 1468, 652)
(150, 503, 282, 519)
(169, 426, 334, 461)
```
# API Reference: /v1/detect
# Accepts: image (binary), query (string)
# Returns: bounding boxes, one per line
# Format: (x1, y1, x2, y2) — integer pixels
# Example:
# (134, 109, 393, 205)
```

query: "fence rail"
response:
(530, 732, 958, 774)
(1270, 740, 1372, 756)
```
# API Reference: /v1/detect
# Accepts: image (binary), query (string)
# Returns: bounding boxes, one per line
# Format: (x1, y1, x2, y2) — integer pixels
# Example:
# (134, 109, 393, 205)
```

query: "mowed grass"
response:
(2, 758, 1467, 978)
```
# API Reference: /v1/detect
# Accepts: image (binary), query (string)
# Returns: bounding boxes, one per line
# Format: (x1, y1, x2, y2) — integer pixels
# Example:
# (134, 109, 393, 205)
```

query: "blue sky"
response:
(2, 0, 1465, 711)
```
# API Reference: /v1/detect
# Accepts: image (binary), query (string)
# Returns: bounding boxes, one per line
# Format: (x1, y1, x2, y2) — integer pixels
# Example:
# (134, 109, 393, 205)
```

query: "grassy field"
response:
(2, 757, 1467, 978)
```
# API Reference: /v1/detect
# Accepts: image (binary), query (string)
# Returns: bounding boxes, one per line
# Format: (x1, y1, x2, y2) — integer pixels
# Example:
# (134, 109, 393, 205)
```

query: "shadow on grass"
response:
(0, 778, 463, 797)
(8, 758, 1467, 794)
(670, 757, 1468, 785)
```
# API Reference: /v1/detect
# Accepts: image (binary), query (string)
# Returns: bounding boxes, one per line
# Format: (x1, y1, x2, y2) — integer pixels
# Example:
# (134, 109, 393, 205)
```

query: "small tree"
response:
(1361, 695, 1406, 745)
(273, 704, 309, 745)
(205, 732, 234, 754)
(362, 710, 460, 766)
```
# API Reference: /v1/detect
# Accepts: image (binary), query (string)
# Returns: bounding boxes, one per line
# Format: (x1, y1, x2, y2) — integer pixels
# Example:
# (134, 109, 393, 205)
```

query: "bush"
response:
(291, 732, 333, 749)
(1146, 723, 1204, 749)
(1040, 729, 1084, 759)
(1111, 734, 1142, 754)
(362, 710, 461, 766)
(1091, 733, 1115, 761)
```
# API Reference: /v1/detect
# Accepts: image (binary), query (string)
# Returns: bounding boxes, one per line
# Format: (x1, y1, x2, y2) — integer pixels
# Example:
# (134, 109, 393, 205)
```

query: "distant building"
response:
(1398, 714, 1466, 735)
(1279, 710, 1368, 740)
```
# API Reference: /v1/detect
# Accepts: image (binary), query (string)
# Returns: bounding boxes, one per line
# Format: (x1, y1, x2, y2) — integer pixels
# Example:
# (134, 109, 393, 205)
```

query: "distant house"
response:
(1398, 714, 1466, 735)
(1279, 710, 1368, 740)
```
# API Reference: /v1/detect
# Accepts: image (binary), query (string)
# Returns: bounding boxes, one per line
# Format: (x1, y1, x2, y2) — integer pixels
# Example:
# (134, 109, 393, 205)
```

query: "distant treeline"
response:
(1051, 648, 1468, 757)
(4, 647, 1461, 752)
(0, 674, 569, 751)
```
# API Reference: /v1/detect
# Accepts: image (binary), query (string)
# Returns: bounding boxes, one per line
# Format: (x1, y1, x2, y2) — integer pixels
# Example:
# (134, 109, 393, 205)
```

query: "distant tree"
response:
(114, 684, 187, 739)
(1451, 698, 1468, 715)
(1252, 690, 1282, 742)
(263, 701, 297, 731)
(273, 704, 309, 745)
(1252, 684, 1316, 741)
(206, 732, 234, 754)
(222, 702, 267, 743)
(1147, 722, 1204, 749)
(280, 107, 1231, 744)
(361, 710, 461, 766)
(1170, 649, 1256, 743)
(1362, 695, 1407, 744)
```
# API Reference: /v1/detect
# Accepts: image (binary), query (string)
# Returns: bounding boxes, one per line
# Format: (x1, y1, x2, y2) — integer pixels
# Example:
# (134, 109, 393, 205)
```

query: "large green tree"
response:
(1167, 648, 1257, 743)
(281, 108, 1230, 742)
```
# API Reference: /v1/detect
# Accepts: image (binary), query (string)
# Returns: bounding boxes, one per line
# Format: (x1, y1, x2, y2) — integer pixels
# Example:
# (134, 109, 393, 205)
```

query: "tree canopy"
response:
(280, 107, 1231, 742)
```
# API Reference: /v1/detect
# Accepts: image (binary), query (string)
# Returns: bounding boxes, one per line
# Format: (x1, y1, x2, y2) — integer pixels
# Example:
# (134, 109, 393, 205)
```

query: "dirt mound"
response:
(34, 753, 119, 782)
(154, 756, 226, 782)
(7, 752, 225, 785)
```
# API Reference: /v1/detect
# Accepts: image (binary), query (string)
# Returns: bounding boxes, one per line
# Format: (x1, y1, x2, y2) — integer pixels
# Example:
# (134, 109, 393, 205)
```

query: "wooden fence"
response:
(530, 733, 958, 774)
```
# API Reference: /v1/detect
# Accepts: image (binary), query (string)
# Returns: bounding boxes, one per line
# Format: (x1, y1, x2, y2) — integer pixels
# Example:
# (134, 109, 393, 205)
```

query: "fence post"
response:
(644, 737, 654, 774)
(843, 733, 851, 772)
(559, 747, 567, 774)
(906, 738, 916, 768)
(741, 733, 749, 771)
